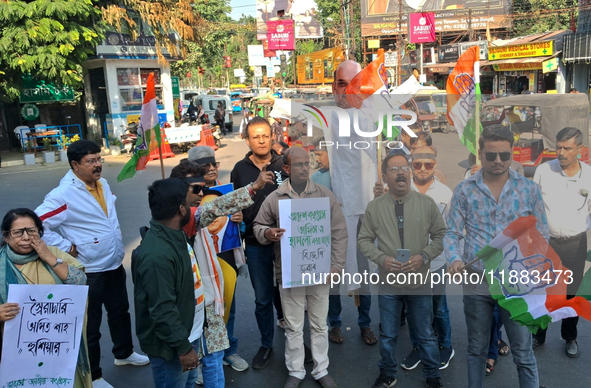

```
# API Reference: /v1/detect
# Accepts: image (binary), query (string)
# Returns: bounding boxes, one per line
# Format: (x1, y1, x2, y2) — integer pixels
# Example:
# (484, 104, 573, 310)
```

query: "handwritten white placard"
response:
(279, 197, 331, 288)
(0, 284, 89, 388)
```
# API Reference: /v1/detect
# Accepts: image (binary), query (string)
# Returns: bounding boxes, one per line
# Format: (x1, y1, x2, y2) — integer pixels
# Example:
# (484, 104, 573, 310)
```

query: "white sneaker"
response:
(222, 353, 249, 371)
(277, 319, 289, 330)
(196, 364, 204, 385)
(93, 378, 114, 388)
(114, 351, 150, 366)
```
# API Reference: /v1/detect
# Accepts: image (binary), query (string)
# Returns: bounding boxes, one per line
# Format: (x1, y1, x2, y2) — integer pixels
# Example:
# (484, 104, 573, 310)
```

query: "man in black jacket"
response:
(230, 116, 288, 369)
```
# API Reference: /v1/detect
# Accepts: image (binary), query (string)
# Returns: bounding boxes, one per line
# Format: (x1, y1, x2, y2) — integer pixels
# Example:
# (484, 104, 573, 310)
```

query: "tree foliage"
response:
(0, 0, 104, 99)
(512, 0, 576, 36)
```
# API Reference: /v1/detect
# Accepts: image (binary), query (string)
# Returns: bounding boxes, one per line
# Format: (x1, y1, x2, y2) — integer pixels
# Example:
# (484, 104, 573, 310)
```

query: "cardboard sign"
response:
(408, 13, 436, 44)
(0, 284, 89, 388)
(279, 198, 331, 288)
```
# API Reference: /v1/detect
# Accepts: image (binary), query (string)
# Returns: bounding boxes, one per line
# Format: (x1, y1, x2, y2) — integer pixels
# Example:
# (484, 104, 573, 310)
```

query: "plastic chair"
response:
(14, 125, 30, 141)
(34, 123, 47, 129)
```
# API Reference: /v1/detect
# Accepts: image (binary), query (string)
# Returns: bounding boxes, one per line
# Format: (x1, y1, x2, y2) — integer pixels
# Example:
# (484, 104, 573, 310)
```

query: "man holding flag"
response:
(445, 125, 548, 388)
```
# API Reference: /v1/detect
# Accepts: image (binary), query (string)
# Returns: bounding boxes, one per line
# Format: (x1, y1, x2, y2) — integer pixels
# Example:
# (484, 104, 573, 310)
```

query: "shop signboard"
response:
(438, 44, 459, 62)
(360, 0, 511, 36)
(492, 62, 544, 71)
(296, 48, 345, 84)
(542, 57, 559, 73)
(20, 76, 74, 103)
(368, 39, 380, 48)
(267, 20, 295, 50)
(408, 13, 436, 43)
(488, 41, 553, 60)
(171, 76, 180, 99)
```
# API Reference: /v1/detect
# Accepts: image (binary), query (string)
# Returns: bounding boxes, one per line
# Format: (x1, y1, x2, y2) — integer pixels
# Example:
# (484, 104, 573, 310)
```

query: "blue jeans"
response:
(378, 287, 440, 379)
(487, 305, 502, 360)
(149, 354, 189, 388)
(246, 243, 275, 348)
(200, 336, 224, 388)
(409, 265, 452, 349)
(463, 292, 538, 388)
(225, 290, 238, 357)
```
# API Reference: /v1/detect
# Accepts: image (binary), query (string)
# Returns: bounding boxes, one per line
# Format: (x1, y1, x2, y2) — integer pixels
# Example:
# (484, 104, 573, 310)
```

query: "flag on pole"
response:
(477, 216, 591, 333)
(446, 45, 482, 156)
(117, 73, 162, 182)
(345, 52, 421, 140)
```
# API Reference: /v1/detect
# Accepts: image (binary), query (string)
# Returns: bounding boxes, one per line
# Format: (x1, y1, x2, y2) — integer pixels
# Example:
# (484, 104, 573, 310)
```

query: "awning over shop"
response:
(482, 54, 559, 71)
(423, 62, 456, 73)
(563, 32, 591, 63)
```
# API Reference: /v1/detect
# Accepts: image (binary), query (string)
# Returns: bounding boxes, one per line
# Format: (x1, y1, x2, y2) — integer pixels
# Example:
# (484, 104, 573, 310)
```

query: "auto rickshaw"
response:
(476, 94, 590, 168)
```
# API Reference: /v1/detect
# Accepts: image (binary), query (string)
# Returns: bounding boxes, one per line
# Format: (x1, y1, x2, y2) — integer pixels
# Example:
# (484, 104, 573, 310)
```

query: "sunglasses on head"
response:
(412, 162, 435, 171)
(484, 152, 512, 162)
(190, 184, 203, 194)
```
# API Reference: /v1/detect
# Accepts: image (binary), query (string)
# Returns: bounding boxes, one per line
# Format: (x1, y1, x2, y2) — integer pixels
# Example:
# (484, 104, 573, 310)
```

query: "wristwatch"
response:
(51, 258, 64, 269)
(420, 253, 430, 266)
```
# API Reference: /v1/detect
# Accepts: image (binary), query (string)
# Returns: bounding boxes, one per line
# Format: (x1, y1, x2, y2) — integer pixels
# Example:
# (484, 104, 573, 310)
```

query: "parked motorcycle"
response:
(121, 121, 138, 154)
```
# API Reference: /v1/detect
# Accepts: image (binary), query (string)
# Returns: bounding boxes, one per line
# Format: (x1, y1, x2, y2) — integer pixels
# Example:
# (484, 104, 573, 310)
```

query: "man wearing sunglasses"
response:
(399, 146, 455, 372)
(445, 125, 548, 388)
(35, 140, 149, 388)
(532, 127, 591, 358)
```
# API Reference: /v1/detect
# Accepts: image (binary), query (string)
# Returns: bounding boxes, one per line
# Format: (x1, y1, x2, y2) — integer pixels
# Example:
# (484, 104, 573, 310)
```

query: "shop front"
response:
(83, 23, 177, 144)
(487, 31, 571, 94)
(563, 32, 591, 94)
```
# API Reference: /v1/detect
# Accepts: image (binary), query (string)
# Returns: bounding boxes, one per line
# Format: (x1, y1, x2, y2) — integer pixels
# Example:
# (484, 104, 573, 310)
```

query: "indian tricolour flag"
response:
(344, 52, 421, 140)
(117, 72, 162, 182)
(446, 45, 482, 156)
(478, 216, 591, 333)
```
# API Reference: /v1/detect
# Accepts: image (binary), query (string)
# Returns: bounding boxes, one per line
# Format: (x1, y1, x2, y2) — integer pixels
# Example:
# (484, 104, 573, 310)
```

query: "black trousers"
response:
(533, 233, 587, 342)
(86, 264, 134, 380)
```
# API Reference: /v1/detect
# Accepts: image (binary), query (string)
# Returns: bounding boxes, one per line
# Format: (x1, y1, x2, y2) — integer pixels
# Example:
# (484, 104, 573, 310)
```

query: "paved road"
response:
(0, 130, 588, 388)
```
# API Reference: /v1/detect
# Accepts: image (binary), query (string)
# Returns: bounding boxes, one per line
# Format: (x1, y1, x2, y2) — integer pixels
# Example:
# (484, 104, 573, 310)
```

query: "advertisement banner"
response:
(267, 20, 295, 50)
(296, 48, 346, 84)
(409, 13, 436, 43)
(256, 0, 323, 40)
(361, 0, 511, 36)
(262, 39, 276, 57)
(248, 45, 266, 66)
(438, 44, 460, 62)
(488, 41, 553, 60)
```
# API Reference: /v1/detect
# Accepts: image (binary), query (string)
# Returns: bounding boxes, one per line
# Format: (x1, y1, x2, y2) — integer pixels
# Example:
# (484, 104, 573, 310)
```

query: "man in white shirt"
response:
(532, 127, 591, 358)
(401, 146, 455, 371)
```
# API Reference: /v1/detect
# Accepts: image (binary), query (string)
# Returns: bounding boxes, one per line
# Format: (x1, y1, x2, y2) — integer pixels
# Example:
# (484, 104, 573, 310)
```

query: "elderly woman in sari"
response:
(0, 208, 91, 387)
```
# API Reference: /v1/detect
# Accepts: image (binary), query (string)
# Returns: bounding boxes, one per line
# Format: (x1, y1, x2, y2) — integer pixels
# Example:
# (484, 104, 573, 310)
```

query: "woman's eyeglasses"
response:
(7, 227, 39, 238)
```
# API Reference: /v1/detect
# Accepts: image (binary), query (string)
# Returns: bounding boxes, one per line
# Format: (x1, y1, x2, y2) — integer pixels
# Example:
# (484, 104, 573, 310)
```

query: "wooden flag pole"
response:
(158, 144, 165, 179)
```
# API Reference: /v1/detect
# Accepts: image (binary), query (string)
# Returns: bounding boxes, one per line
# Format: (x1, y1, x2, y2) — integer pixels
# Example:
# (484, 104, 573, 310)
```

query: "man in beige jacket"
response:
(254, 147, 348, 388)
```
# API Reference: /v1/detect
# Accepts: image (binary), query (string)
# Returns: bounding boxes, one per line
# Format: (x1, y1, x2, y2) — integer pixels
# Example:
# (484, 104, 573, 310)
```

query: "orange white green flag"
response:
(117, 73, 162, 182)
(478, 215, 591, 333)
(345, 52, 421, 140)
(446, 45, 482, 156)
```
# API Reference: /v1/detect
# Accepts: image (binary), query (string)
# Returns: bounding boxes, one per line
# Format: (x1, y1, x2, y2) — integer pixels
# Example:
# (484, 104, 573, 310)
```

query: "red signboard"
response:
(267, 20, 295, 51)
(409, 13, 436, 44)
(263, 39, 276, 58)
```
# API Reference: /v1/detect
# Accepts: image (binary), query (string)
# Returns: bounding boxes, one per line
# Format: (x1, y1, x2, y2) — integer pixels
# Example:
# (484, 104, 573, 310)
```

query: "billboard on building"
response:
(296, 48, 345, 84)
(267, 20, 295, 50)
(256, 0, 323, 40)
(360, 0, 511, 36)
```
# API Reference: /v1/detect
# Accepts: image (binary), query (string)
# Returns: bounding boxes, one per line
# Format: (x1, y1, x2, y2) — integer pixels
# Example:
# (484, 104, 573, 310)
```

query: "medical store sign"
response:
(267, 20, 295, 51)
(408, 13, 436, 44)
(488, 41, 554, 60)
